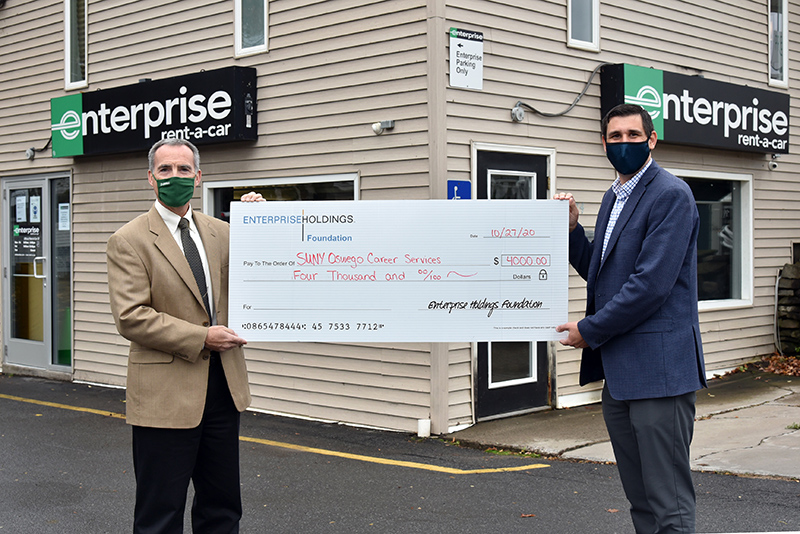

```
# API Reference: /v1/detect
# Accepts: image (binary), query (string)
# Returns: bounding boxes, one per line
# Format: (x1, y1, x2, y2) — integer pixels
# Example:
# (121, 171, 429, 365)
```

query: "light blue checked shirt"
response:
(601, 158, 652, 260)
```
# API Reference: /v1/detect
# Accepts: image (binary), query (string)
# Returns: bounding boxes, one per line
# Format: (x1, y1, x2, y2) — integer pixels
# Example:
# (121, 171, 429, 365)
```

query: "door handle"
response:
(33, 256, 47, 284)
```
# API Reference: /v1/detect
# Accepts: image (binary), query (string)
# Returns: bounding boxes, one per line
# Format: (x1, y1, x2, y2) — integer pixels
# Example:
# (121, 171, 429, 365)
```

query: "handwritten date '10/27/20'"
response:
(490, 227, 536, 238)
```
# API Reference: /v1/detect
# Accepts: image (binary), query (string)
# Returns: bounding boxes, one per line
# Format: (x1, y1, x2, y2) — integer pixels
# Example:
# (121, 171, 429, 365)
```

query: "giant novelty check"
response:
(228, 200, 568, 342)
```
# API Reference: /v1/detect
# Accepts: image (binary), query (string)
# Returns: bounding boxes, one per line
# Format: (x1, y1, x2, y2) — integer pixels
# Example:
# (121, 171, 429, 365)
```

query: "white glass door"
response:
(3, 175, 71, 369)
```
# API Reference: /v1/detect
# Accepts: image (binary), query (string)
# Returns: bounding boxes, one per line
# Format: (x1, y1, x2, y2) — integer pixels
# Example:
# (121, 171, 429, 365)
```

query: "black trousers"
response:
(602, 385, 696, 534)
(132, 355, 242, 534)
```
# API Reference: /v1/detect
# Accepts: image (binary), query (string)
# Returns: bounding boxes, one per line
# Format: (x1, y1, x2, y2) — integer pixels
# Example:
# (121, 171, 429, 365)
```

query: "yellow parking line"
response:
(0, 392, 127, 419)
(0, 392, 549, 474)
(240, 435, 549, 474)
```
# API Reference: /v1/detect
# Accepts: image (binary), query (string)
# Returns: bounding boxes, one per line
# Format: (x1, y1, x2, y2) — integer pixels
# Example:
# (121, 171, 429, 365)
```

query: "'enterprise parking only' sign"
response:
(50, 66, 257, 158)
(449, 28, 483, 90)
(601, 63, 790, 154)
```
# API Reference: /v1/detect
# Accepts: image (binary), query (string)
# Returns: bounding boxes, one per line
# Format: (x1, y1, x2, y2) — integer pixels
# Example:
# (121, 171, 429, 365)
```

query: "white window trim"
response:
(234, 0, 269, 58)
(488, 342, 537, 389)
(470, 142, 557, 199)
(64, 0, 88, 90)
(667, 168, 754, 312)
(769, 0, 789, 88)
(567, 0, 600, 52)
(202, 173, 360, 214)
(486, 169, 538, 200)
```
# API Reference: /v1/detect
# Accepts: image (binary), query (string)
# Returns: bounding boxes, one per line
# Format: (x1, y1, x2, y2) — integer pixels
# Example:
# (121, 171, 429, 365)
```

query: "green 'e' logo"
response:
(623, 64, 664, 139)
(50, 94, 84, 158)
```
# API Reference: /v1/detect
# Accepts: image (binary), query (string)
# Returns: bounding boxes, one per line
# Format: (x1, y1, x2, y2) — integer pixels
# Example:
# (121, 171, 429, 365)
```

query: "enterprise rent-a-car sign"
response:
(601, 64, 790, 154)
(50, 66, 257, 158)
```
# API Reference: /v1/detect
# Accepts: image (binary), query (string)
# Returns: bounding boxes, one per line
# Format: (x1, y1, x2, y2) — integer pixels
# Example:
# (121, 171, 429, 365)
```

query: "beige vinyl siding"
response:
(441, 0, 792, 401)
(73, 156, 150, 385)
(447, 343, 473, 428)
(245, 342, 432, 432)
(240, 0, 446, 430)
(244, 340, 471, 432)
(658, 139, 787, 374)
(64, 0, 468, 431)
(598, 0, 793, 384)
(0, 0, 74, 377)
(3, 0, 800, 428)
(0, 0, 64, 170)
(445, 0, 611, 398)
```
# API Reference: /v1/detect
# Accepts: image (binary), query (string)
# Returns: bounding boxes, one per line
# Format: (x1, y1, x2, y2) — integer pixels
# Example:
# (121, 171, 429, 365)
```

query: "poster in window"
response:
(30, 196, 41, 223)
(59, 203, 70, 231)
(16, 196, 26, 223)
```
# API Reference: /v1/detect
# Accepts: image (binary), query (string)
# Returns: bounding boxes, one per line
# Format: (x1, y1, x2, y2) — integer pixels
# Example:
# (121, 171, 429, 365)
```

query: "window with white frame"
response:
(235, 0, 269, 57)
(671, 169, 753, 309)
(769, 0, 788, 87)
(65, 0, 87, 89)
(568, 0, 599, 51)
(203, 174, 358, 222)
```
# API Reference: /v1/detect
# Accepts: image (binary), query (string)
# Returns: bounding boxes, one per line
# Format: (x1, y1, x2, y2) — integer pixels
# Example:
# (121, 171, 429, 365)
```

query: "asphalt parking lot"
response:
(3, 373, 800, 534)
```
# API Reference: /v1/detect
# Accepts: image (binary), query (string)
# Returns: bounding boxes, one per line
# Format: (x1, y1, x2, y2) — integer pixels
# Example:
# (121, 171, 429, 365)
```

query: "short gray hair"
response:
(147, 139, 201, 173)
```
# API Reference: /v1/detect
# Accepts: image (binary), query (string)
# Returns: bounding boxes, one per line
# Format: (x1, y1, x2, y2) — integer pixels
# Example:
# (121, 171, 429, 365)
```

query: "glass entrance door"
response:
(3, 175, 71, 370)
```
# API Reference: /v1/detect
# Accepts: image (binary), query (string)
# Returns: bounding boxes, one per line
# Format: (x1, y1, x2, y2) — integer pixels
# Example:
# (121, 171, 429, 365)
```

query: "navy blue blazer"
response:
(569, 160, 706, 400)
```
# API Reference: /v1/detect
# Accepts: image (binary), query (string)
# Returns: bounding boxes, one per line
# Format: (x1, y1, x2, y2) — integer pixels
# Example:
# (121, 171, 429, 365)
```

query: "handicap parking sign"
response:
(447, 180, 472, 200)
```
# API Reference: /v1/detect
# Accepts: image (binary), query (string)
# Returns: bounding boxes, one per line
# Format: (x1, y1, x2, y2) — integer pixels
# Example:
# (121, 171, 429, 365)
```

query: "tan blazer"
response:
(107, 206, 251, 428)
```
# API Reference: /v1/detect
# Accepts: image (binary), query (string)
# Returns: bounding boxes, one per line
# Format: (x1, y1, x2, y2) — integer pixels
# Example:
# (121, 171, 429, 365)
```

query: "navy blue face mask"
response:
(605, 140, 650, 175)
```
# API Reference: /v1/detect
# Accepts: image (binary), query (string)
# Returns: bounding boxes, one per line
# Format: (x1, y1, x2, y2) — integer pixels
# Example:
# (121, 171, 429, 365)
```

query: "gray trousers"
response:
(602, 385, 697, 534)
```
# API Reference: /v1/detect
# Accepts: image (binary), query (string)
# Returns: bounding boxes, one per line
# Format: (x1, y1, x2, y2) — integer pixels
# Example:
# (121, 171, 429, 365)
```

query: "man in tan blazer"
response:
(107, 138, 259, 534)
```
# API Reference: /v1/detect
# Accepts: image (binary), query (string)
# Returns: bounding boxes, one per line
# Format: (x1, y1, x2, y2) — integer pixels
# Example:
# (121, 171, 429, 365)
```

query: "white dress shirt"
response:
(153, 201, 215, 322)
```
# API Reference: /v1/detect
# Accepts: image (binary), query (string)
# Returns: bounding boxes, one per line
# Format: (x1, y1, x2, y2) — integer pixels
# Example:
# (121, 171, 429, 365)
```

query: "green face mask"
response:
(156, 176, 196, 207)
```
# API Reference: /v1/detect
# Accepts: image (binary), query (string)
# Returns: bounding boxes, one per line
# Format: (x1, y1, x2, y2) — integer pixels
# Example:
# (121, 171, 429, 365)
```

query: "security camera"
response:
(769, 161, 779, 170)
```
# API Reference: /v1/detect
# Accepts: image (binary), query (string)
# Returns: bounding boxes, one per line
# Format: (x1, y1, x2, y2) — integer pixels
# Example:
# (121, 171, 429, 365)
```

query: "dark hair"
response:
(601, 104, 655, 139)
(148, 139, 201, 173)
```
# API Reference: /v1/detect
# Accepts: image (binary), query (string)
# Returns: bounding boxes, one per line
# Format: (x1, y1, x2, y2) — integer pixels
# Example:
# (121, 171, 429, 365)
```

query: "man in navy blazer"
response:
(556, 104, 706, 534)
